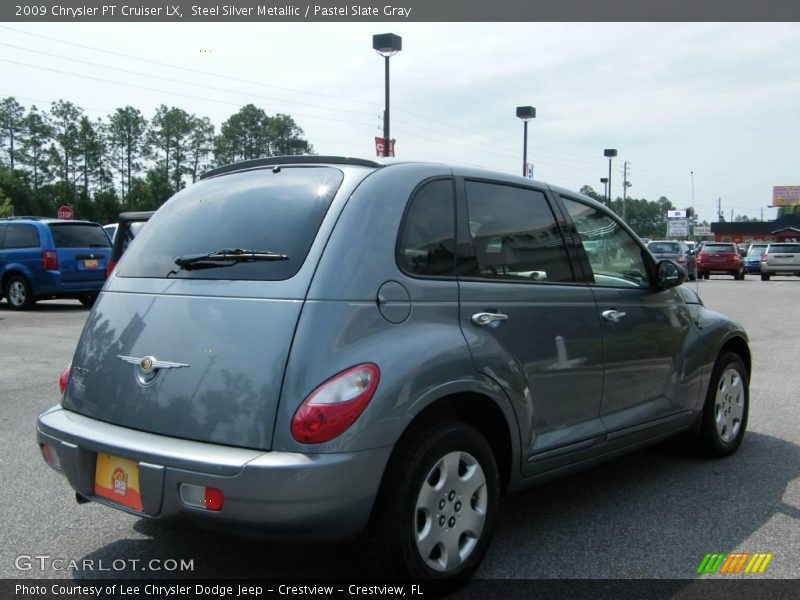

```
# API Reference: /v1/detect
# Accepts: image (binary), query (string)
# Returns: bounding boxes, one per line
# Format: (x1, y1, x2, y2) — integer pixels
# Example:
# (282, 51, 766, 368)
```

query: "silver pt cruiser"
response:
(37, 156, 750, 581)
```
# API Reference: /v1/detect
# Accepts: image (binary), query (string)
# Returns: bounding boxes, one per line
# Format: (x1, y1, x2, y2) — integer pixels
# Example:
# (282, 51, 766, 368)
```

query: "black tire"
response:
(761, 274, 770, 281)
(365, 420, 499, 582)
(4, 275, 35, 310)
(696, 352, 749, 457)
(78, 294, 98, 307)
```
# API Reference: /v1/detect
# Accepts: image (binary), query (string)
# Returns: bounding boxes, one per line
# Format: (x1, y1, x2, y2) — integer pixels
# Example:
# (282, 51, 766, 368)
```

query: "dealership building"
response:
(710, 214, 800, 243)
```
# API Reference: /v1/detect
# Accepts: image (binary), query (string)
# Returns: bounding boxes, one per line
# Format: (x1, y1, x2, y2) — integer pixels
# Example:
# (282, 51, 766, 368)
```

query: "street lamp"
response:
(373, 33, 402, 157)
(603, 148, 617, 206)
(516, 106, 536, 177)
(600, 177, 609, 201)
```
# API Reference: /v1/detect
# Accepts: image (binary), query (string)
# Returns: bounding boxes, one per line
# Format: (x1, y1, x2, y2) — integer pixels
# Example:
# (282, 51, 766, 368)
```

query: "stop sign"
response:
(57, 205, 74, 220)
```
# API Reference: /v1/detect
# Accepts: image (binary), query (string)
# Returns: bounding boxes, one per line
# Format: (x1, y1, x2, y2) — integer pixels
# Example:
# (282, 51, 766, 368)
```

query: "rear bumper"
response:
(743, 262, 761, 273)
(36, 407, 392, 542)
(33, 271, 105, 297)
(761, 265, 800, 275)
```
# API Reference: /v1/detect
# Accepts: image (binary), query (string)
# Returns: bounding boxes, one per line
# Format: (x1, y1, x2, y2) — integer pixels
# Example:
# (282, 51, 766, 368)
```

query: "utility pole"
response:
(622, 161, 631, 220)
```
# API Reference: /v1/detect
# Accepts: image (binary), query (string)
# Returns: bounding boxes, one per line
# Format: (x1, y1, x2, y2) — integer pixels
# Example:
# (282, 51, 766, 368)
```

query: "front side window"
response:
(3, 224, 40, 249)
(397, 179, 455, 277)
(561, 197, 650, 288)
(463, 182, 572, 283)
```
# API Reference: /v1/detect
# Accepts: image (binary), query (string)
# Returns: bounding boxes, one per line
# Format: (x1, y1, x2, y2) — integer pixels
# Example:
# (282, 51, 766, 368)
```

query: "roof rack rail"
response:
(0, 215, 48, 221)
(200, 156, 383, 180)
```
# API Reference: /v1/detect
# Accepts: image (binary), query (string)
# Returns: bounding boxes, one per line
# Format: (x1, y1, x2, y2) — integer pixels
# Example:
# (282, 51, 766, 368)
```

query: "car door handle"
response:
(471, 312, 509, 326)
(601, 309, 627, 322)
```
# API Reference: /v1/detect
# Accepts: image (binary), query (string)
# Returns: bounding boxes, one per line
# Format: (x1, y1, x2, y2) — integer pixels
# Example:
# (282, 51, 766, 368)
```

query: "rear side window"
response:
(397, 179, 456, 277)
(49, 224, 111, 248)
(768, 244, 800, 254)
(463, 181, 572, 283)
(119, 166, 344, 280)
(3, 224, 40, 248)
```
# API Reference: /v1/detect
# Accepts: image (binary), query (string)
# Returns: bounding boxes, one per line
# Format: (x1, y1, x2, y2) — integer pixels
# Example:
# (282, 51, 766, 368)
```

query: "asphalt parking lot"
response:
(1, 276, 798, 581)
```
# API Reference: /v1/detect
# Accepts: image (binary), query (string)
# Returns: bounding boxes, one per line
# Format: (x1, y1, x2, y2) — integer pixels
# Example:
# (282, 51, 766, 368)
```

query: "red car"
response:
(697, 242, 745, 280)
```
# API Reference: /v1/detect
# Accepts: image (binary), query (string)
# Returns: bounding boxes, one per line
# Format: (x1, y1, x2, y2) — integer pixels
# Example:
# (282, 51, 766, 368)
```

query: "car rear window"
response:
(746, 245, 767, 256)
(49, 224, 112, 248)
(118, 166, 344, 280)
(702, 244, 735, 253)
(768, 244, 800, 254)
(648, 242, 680, 253)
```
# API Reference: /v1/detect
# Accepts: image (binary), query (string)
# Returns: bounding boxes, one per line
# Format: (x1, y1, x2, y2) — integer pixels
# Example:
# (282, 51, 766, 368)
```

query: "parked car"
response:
(760, 242, 800, 280)
(743, 243, 769, 274)
(1, 217, 111, 310)
(697, 242, 745, 280)
(736, 243, 749, 258)
(103, 223, 118, 243)
(106, 211, 154, 277)
(37, 157, 751, 581)
(646, 240, 697, 280)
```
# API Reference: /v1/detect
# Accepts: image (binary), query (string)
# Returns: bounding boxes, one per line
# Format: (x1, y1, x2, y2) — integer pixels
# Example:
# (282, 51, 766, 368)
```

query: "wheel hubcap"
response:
(9, 281, 26, 306)
(413, 450, 487, 573)
(714, 367, 745, 443)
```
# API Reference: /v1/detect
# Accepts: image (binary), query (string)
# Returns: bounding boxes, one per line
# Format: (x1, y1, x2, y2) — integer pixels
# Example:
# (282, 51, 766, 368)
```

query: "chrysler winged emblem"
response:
(117, 354, 189, 386)
(117, 355, 189, 374)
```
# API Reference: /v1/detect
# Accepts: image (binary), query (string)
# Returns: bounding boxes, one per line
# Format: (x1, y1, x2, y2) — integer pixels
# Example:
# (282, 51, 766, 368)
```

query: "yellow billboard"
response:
(773, 186, 800, 206)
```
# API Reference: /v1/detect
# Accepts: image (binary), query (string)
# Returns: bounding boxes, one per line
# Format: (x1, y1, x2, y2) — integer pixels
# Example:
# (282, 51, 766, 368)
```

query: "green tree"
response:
(267, 113, 310, 156)
(18, 106, 52, 202)
(0, 97, 25, 170)
(148, 105, 194, 193)
(0, 189, 13, 217)
(187, 116, 215, 182)
(108, 106, 148, 204)
(214, 104, 271, 164)
(48, 100, 83, 196)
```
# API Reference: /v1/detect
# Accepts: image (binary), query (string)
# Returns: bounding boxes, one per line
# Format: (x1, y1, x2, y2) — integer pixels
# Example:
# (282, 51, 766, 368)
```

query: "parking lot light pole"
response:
(516, 106, 536, 177)
(604, 149, 617, 207)
(373, 33, 402, 157)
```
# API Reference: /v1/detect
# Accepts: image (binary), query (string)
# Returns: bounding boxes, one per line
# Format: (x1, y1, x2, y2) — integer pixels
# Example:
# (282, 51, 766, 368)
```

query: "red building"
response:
(710, 214, 800, 243)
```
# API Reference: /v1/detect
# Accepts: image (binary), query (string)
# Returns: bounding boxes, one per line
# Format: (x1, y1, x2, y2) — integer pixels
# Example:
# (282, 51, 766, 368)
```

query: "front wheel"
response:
(696, 352, 749, 457)
(366, 421, 499, 581)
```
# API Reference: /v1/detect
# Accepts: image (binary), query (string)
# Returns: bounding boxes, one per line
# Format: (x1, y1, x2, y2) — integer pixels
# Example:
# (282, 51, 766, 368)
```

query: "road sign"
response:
(667, 218, 689, 237)
(693, 226, 712, 236)
(57, 205, 74, 220)
(667, 209, 687, 219)
(374, 137, 395, 158)
(772, 186, 800, 207)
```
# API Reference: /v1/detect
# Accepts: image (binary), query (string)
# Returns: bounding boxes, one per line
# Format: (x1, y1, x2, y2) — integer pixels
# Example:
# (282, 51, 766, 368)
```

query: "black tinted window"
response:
(768, 244, 800, 254)
(397, 179, 455, 277)
(703, 244, 736, 253)
(464, 182, 572, 282)
(648, 242, 680, 253)
(3, 224, 40, 248)
(119, 166, 343, 280)
(49, 224, 111, 248)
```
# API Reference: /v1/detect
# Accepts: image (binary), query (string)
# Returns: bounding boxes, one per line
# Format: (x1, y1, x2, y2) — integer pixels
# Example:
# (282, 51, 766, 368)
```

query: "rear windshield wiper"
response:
(174, 248, 289, 270)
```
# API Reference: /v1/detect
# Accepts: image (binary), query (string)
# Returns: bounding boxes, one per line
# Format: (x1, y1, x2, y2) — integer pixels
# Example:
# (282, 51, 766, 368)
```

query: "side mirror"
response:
(657, 260, 686, 289)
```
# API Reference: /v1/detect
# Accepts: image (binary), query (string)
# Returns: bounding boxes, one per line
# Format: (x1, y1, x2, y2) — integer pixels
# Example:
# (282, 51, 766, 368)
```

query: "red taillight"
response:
(105, 260, 116, 278)
(179, 483, 224, 511)
(42, 250, 58, 270)
(58, 364, 71, 395)
(41, 444, 62, 470)
(291, 363, 380, 444)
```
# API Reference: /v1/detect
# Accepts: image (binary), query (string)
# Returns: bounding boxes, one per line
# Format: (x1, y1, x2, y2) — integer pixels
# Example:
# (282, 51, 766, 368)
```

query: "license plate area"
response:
(94, 453, 143, 511)
(82, 258, 99, 269)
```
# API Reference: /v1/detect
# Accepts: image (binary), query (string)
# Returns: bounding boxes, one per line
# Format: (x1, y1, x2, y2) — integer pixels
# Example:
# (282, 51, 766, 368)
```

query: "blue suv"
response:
(0, 217, 111, 310)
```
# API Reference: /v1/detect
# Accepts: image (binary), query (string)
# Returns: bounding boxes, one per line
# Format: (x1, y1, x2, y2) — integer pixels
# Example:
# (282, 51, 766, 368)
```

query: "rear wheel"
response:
(696, 352, 749, 457)
(5, 275, 35, 310)
(366, 421, 499, 581)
